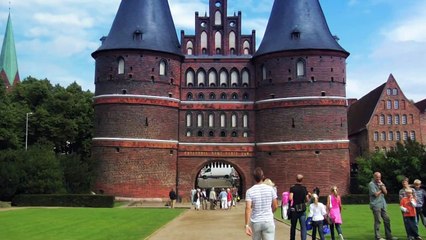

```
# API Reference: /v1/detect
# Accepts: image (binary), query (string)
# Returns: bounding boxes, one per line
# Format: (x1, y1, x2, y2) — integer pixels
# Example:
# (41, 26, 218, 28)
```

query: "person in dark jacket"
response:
(169, 188, 177, 208)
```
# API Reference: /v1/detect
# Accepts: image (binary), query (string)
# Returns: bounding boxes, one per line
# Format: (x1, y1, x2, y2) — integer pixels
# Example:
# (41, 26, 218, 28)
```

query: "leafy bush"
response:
(356, 140, 426, 194)
(11, 194, 114, 208)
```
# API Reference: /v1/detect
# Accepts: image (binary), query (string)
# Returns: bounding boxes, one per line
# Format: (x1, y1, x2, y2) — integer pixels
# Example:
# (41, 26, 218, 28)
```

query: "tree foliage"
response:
(356, 140, 426, 194)
(0, 77, 95, 200)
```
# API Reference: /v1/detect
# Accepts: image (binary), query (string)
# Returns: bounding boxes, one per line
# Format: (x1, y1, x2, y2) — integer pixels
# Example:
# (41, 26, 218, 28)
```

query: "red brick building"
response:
(92, 0, 351, 200)
(348, 74, 426, 164)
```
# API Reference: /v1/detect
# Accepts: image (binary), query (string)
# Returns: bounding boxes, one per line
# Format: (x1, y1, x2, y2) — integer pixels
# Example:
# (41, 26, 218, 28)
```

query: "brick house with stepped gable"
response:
(91, 0, 351, 200)
(348, 74, 426, 164)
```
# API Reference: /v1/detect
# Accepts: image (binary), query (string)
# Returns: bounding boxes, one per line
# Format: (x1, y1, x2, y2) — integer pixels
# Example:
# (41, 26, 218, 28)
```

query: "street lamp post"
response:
(25, 112, 33, 151)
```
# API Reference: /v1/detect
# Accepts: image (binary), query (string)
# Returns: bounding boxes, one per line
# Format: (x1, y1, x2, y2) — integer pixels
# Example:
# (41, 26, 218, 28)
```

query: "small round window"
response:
(201, 22, 207, 28)
(229, 21, 235, 27)
(215, 1, 221, 7)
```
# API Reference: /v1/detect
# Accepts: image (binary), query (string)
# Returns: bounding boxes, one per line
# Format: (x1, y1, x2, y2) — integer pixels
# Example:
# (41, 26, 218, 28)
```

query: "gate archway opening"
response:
(195, 160, 243, 200)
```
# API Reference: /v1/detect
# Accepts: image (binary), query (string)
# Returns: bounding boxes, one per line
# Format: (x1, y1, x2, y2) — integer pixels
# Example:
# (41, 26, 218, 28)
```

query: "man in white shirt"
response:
(245, 167, 278, 240)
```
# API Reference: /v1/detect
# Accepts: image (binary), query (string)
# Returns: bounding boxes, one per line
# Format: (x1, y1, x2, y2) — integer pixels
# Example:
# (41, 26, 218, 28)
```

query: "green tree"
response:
(356, 140, 426, 193)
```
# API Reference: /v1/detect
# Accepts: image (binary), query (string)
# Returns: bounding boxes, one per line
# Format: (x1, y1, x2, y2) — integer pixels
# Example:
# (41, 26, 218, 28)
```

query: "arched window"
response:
(215, 32, 222, 52)
(262, 65, 267, 80)
(243, 132, 248, 138)
(243, 114, 248, 128)
(208, 114, 214, 127)
(187, 92, 193, 100)
(231, 70, 238, 87)
(209, 93, 216, 100)
(220, 93, 227, 100)
(197, 70, 206, 87)
(198, 93, 205, 100)
(231, 93, 238, 100)
(386, 88, 391, 95)
(209, 70, 217, 87)
(220, 70, 228, 87)
(296, 59, 305, 77)
(229, 31, 236, 53)
(402, 114, 407, 125)
(231, 114, 237, 128)
(373, 132, 379, 141)
(387, 115, 392, 125)
(243, 41, 250, 55)
(201, 32, 208, 53)
(389, 131, 394, 141)
(159, 60, 167, 76)
(410, 131, 416, 140)
(186, 69, 195, 86)
(394, 100, 399, 109)
(396, 131, 401, 141)
(386, 100, 392, 109)
(118, 57, 125, 74)
(220, 113, 226, 127)
(186, 113, 192, 127)
(395, 114, 400, 124)
(186, 41, 193, 55)
(381, 132, 386, 141)
(242, 70, 249, 87)
(379, 115, 385, 125)
(403, 131, 408, 140)
(393, 88, 398, 95)
(186, 131, 192, 137)
(231, 131, 237, 137)
(197, 113, 203, 127)
(215, 11, 222, 25)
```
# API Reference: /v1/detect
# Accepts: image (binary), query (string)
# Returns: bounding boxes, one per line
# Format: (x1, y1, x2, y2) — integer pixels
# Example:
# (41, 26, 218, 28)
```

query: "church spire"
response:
(0, 12, 20, 88)
(255, 0, 348, 57)
(93, 0, 182, 57)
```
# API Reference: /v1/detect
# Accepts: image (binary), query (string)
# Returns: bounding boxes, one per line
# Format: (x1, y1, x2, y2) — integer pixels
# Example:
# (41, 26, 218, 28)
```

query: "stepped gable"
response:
(92, 0, 182, 57)
(0, 13, 19, 87)
(255, 0, 348, 57)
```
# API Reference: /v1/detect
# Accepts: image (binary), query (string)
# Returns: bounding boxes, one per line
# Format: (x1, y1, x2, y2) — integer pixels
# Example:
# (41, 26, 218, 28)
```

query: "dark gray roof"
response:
(92, 0, 182, 57)
(255, 0, 348, 57)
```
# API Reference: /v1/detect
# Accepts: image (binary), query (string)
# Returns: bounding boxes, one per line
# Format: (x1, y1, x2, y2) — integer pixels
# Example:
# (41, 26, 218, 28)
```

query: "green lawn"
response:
(0, 207, 185, 240)
(276, 204, 426, 239)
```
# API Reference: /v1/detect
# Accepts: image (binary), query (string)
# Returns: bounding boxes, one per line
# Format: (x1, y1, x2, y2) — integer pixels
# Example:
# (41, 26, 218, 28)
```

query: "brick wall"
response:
(92, 146, 177, 198)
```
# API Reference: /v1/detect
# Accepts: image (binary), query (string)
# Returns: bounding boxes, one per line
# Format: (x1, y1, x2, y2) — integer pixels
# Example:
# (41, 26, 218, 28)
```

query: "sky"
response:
(1, 0, 426, 102)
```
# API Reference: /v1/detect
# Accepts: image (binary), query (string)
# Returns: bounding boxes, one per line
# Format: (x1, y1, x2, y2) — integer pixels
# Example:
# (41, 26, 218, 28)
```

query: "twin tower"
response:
(92, 0, 350, 199)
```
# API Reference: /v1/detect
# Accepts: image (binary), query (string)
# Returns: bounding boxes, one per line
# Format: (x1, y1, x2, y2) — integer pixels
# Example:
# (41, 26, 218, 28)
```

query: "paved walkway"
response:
(146, 202, 301, 240)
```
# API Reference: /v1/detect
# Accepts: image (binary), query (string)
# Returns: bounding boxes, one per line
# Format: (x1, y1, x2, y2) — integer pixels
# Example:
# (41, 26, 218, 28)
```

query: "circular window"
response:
(201, 22, 206, 28)
(215, 1, 221, 7)
(229, 21, 235, 27)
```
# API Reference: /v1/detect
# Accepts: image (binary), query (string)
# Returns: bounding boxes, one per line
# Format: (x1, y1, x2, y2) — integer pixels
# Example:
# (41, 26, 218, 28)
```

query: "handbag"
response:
(322, 223, 330, 235)
(305, 217, 313, 230)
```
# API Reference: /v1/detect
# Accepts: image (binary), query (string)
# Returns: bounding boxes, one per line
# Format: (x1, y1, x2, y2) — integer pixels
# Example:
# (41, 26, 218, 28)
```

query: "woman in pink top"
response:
(327, 186, 344, 240)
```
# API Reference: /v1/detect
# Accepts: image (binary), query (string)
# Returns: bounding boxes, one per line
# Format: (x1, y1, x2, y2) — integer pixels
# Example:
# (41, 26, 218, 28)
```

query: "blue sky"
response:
(1, 0, 425, 102)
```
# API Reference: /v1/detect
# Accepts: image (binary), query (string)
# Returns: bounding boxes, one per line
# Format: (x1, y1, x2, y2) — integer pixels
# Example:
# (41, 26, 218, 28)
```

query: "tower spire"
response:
(255, 0, 348, 57)
(93, 0, 182, 57)
(0, 12, 20, 88)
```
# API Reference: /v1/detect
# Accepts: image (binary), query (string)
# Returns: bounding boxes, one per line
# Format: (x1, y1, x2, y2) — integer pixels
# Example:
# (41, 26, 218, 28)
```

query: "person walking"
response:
(413, 179, 425, 227)
(201, 188, 208, 210)
(244, 167, 278, 240)
(289, 174, 310, 240)
(308, 193, 326, 240)
(209, 187, 217, 210)
(219, 188, 228, 210)
(169, 188, 177, 209)
(400, 188, 422, 240)
(327, 186, 344, 240)
(369, 172, 398, 240)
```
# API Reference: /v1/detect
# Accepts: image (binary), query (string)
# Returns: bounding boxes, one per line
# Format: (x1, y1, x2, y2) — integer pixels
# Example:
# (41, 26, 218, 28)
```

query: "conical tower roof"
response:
(0, 13, 19, 86)
(255, 0, 348, 57)
(92, 0, 182, 57)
